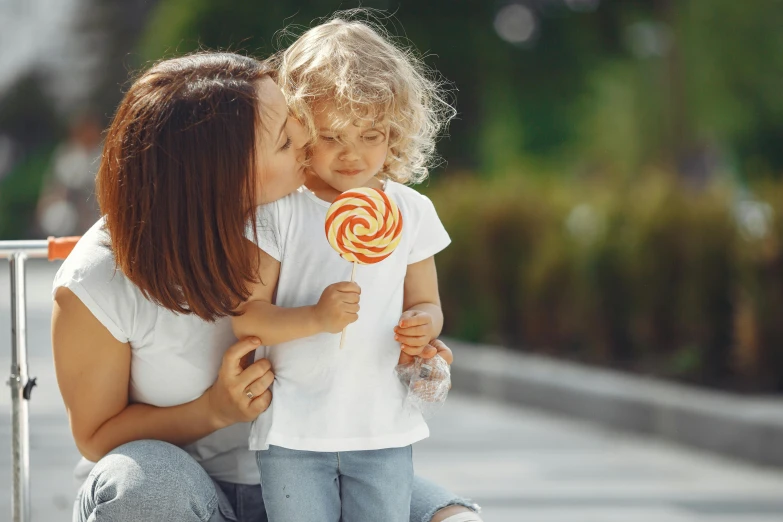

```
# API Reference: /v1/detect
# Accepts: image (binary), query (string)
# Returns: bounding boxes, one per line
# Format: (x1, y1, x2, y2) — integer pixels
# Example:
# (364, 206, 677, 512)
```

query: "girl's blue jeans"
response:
(257, 445, 413, 522)
(73, 439, 478, 522)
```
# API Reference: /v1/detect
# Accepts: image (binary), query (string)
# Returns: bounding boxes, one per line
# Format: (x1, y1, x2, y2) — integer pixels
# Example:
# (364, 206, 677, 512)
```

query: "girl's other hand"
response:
(397, 338, 454, 366)
(394, 310, 435, 355)
(205, 336, 274, 429)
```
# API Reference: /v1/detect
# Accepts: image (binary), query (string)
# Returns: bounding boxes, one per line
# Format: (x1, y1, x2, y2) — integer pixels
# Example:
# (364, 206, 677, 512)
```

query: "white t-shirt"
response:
(246, 181, 451, 451)
(52, 219, 260, 485)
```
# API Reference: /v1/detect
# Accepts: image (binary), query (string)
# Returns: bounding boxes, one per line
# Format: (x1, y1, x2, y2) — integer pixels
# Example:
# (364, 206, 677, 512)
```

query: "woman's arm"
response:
(52, 287, 274, 462)
(395, 256, 444, 356)
(232, 245, 361, 344)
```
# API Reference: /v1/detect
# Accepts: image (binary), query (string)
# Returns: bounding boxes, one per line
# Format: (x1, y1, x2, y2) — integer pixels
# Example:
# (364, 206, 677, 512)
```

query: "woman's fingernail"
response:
(250, 337, 261, 345)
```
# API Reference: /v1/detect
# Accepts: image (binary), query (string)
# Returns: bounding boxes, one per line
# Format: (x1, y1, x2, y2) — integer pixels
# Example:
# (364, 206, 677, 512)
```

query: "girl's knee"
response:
(430, 505, 484, 522)
(410, 475, 481, 522)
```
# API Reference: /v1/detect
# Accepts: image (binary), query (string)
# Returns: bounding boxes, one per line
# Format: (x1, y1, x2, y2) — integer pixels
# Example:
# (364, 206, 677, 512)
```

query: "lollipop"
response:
(325, 187, 403, 348)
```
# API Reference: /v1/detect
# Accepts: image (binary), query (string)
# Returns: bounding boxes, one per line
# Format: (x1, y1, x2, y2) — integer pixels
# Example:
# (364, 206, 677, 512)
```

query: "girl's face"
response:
(255, 77, 308, 205)
(308, 101, 389, 193)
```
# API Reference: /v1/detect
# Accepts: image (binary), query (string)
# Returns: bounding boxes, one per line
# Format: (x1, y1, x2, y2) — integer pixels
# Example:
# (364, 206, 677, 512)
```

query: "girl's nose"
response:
(338, 141, 360, 161)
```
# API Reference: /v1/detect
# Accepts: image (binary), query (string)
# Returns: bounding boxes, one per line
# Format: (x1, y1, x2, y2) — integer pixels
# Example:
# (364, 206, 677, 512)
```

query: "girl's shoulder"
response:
(385, 180, 440, 219)
(256, 186, 313, 215)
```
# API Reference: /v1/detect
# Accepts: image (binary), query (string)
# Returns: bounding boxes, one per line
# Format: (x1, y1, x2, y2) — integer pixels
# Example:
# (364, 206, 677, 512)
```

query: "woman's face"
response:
(255, 77, 308, 205)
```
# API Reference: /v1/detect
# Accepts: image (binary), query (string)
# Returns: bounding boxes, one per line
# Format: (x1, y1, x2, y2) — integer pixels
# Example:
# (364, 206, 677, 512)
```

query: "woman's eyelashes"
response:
(280, 136, 292, 151)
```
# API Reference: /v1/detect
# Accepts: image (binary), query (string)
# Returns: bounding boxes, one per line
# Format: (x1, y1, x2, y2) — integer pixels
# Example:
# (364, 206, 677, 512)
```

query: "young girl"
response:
(232, 18, 456, 522)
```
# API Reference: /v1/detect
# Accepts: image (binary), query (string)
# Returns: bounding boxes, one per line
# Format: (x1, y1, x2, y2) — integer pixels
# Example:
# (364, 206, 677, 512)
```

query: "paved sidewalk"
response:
(2, 262, 783, 521)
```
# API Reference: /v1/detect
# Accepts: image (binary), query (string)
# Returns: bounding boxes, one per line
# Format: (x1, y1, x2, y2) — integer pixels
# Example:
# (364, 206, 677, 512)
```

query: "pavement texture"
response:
(1, 261, 783, 522)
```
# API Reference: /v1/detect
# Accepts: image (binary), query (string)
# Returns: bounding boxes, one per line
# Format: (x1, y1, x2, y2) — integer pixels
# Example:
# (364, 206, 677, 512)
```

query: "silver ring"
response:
(245, 390, 254, 400)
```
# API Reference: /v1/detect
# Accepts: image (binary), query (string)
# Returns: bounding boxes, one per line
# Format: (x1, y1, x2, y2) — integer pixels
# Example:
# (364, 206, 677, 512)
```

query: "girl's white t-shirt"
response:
(246, 181, 451, 451)
(52, 219, 260, 485)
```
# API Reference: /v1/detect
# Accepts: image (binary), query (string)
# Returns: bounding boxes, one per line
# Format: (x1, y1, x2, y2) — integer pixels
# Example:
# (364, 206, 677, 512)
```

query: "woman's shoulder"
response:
(53, 218, 119, 289)
(52, 218, 152, 343)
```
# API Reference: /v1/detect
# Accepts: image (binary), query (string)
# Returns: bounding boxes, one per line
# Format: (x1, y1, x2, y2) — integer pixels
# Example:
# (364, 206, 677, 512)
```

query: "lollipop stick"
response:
(339, 261, 357, 349)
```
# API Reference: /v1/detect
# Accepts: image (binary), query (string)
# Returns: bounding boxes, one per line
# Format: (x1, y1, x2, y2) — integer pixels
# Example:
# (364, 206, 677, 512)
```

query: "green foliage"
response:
(0, 146, 55, 238)
(432, 173, 783, 392)
(136, 1, 783, 178)
(3, 1, 779, 393)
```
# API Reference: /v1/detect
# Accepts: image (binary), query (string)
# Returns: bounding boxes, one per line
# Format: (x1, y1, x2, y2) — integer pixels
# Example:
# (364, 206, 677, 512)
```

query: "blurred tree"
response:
(0, 73, 61, 153)
(5, 0, 783, 237)
(0, 72, 61, 237)
(135, 0, 783, 180)
(679, 0, 783, 178)
(577, 0, 783, 179)
(75, 0, 160, 124)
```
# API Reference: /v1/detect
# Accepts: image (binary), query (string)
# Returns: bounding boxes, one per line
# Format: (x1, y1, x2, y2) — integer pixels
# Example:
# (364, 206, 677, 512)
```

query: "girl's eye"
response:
(280, 137, 292, 150)
(363, 134, 382, 143)
(320, 136, 337, 142)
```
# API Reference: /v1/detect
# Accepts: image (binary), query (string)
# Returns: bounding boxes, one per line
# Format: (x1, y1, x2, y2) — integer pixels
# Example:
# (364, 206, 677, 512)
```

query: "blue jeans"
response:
(257, 445, 413, 522)
(73, 440, 478, 522)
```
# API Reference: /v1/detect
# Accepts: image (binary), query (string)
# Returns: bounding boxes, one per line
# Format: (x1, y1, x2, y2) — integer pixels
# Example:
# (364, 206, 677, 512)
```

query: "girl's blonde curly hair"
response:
(275, 13, 456, 185)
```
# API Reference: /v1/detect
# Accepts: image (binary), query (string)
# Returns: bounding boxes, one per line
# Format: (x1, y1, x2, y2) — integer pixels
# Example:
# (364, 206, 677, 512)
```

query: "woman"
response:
(52, 52, 482, 522)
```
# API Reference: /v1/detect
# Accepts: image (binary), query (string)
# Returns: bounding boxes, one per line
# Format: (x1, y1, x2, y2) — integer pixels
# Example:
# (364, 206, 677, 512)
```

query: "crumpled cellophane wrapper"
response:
(395, 354, 451, 418)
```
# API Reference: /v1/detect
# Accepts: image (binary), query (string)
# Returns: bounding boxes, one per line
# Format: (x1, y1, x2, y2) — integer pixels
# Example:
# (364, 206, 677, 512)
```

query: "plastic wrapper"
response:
(395, 354, 451, 418)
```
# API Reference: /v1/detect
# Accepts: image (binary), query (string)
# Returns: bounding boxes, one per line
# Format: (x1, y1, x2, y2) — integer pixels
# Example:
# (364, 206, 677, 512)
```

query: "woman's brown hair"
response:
(97, 52, 271, 321)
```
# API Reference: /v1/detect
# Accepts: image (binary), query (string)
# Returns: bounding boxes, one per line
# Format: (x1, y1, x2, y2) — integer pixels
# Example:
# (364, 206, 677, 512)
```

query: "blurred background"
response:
(4, 2, 783, 520)
(3, 0, 782, 394)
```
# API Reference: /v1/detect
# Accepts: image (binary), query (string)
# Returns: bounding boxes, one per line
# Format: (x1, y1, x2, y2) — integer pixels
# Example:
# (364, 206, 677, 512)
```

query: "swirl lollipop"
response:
(325, 187, 403, 348)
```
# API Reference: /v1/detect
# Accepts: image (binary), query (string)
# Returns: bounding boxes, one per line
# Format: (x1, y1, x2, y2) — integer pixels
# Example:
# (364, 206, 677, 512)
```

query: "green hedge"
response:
(431, 174, 783, 392)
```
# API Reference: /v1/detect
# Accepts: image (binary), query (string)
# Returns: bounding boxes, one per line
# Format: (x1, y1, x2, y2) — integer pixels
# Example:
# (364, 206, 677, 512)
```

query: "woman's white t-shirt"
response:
(247, 181, 451, 451)
(52, 219, 259, 485)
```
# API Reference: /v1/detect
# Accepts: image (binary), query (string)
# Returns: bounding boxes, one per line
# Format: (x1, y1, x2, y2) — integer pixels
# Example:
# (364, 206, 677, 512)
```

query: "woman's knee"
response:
(76, 440, 219, 521)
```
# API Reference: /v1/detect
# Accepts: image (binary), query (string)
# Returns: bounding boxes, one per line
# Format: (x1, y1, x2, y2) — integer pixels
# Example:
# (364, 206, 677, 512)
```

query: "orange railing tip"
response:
(47, 236, 81, 261)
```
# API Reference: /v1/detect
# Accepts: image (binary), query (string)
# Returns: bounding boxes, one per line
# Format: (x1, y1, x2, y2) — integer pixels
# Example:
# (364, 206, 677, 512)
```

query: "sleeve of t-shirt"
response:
(55, 277, 130, 343)
(51, 224, 138, 344)
(408, 193, 451, 265)
(245, 201, 283, 262)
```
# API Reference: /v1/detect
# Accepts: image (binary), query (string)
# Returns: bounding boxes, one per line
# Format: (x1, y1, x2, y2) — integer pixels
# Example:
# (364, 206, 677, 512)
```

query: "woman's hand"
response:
(205, 336, 275, 429)
(397, 338, 454, 366)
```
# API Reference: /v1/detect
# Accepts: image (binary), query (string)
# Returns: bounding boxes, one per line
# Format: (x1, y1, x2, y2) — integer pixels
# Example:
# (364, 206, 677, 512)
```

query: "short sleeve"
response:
(408, 194, 451, 264)
(54, 278, 130, 343)
(246, 202, 283, 262)
(51, 220, 142, 344)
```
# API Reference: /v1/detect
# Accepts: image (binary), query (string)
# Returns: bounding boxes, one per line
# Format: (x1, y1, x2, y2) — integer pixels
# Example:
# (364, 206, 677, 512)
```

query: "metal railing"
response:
(2, 236, 80, 522)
